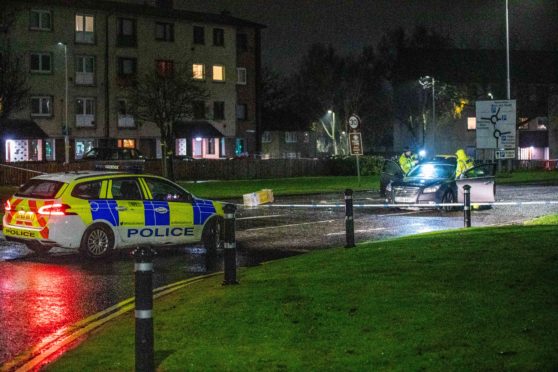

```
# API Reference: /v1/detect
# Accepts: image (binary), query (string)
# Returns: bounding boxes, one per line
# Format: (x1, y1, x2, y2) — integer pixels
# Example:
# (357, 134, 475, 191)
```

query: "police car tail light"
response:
(4, 200, 12, 211)
(38, 203, 76, 216)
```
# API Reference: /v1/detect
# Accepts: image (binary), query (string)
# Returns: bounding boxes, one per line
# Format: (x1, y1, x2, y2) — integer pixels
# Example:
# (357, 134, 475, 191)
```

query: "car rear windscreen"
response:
(15, 180, 65, 199)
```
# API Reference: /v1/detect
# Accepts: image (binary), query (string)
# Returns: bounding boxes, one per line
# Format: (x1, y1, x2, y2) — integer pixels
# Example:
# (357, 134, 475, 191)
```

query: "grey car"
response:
(381, 159, 496, 210)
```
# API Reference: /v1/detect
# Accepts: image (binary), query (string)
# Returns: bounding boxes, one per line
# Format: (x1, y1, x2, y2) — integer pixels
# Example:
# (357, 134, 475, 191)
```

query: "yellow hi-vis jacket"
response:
(399, 153, 417, 174)
(456, 149, 474, 177)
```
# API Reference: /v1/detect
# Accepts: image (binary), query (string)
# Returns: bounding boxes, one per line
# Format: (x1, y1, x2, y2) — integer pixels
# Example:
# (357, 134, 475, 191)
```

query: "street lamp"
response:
(58, 42, 69, 164)
(505, 0, 511, 100)
(419, 75, 436, 148)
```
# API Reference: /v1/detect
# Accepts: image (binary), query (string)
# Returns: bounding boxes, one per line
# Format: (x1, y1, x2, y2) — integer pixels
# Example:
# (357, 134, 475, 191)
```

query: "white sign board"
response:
(475, 100, 516, 151)
(495, 150, 515, 159)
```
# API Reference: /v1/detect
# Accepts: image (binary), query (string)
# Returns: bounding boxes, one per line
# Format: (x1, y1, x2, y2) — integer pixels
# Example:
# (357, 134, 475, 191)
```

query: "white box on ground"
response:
(243, 189, 274, 207)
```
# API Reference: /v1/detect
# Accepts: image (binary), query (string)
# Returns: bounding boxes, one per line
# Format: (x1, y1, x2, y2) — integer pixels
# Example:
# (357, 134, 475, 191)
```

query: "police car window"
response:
(144, 178, 191, 202)
(72, 180, 102, 200)
(15, 180, 64, 199)
(111, 179, 143, 200)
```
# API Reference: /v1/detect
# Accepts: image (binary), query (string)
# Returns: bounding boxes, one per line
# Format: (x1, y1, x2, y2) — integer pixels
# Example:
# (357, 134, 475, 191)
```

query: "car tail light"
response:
(38, 203, 76, 216)
(4, 200, 11, 211)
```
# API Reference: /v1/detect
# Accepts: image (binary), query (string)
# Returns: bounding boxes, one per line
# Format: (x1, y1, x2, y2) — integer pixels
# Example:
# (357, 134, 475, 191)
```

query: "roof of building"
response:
(0, 119, 49, 139)
(10, 0, 266, 29)
(174, 121, 226, 138)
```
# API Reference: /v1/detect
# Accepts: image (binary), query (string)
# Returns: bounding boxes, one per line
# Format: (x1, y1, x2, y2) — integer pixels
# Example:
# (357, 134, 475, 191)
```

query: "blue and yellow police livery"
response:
(3, 171, 224, 258)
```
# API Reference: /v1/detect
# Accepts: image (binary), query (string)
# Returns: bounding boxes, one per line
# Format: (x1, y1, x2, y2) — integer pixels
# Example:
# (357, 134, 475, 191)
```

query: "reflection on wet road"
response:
(1, 184, 557, 366)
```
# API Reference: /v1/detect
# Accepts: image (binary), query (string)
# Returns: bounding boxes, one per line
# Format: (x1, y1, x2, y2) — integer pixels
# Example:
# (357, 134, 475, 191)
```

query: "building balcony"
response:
(76, 72, 94, 85)
(76, 114, 95, 127)
(118, 114, 135, 128)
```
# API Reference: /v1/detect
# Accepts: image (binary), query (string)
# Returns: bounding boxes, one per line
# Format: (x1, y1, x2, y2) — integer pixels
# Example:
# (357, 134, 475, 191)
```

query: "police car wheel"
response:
(80, 223, 115, 258)
(203, 217, 223, 252)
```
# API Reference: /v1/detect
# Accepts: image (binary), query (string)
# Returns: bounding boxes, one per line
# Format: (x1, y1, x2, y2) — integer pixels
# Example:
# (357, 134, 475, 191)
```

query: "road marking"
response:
(237, 214, 286, 221)
(244, 219, 336, 232)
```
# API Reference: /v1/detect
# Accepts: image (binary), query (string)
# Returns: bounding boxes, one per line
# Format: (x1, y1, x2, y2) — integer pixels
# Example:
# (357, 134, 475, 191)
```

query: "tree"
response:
(126, 62, 207, 178)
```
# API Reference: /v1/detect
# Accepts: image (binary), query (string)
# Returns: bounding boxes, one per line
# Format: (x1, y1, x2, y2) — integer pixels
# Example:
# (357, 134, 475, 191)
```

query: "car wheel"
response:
(441, 191, 456, 212)
(202, 217, 223, 253)
(80, 223, 115, 259)
(25, 241, 51, 255)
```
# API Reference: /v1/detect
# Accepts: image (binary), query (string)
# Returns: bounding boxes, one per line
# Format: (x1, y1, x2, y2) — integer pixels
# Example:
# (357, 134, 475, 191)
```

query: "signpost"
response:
(475, 100, 517, 160)
(348, 114, 363, 185)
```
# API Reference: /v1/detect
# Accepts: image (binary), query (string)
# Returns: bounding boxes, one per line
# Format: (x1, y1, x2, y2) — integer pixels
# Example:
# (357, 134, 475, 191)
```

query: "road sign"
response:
(475, 100, 516, 152)
(349, 132, 363, 156)
(348, 114, 361, 132)
(495, 149, 515, 159)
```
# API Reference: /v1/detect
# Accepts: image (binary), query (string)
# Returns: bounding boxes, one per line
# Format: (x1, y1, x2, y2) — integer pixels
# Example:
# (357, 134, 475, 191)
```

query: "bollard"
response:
(133, 245, 156, 372)
(463, 184, 471, 228)
(344, 189, 356, 248)
(223, 204, 239, 285)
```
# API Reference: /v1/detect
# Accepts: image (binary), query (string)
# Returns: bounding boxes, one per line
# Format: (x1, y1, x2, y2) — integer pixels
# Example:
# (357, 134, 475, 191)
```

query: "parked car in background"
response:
(80, 147, 146, 173)
(381, 159, 496, 211)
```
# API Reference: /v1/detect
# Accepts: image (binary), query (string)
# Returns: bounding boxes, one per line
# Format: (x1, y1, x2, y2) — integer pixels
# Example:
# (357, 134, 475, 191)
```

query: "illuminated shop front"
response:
(1, 119, 51, 162)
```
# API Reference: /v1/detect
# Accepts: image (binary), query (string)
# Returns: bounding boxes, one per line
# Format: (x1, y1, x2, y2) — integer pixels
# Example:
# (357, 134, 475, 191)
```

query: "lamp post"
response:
(419, 76, 435, 148)
(58, 42, 69, 164)
(505, 0, 510, 100)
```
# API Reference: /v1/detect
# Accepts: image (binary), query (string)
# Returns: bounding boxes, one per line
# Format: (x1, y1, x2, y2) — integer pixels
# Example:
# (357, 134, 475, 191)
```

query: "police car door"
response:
(108, 178, 146, 244)
(141, 177, 195, 244)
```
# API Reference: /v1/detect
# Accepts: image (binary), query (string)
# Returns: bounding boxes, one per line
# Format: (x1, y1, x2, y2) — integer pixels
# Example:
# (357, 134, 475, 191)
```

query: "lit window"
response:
(117, 139, 136, 148)
(467, 117, 476, 131)
(30, 96, 52, 116)
(237, 67, 247, 85)
(207, 138, 216, 155)
(30, 53, 51, 73)
(212, 65, 225, 81)
(192, 64, 205, 80)
(75, 14, 94, 43)
(30, 10, 51, 31)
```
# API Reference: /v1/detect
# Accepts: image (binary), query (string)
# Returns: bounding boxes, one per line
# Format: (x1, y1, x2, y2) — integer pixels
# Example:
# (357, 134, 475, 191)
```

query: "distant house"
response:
(391, 48, 558, 160)
(260, 130, 321, 159)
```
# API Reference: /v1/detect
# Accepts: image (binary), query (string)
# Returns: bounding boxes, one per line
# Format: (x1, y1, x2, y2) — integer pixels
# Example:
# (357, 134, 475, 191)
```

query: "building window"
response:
(156, 59, 174, 76)
(193, 26, 204, 44)
(235, 138, 245, 156)
(285, 132, 297, 143)
(75, 55, 95, 85)
(30, 52, 51, 73)
(213, 101, 225, 120)
(207, 138, 216, 155)
(262, 131, 272, 143)
(192, 63, 205, 80)
(75, 14, 94, 43)
(30, 10, 51, 31)
(30, 96, 52, 116)
(45, 139, 55, 161)
(117, 139, 136, 148)
(155, 22, 174, 41)
(118, 99, 135, 128)
(118, 57, 137, 76)
(193, 101, 205, 119)
(75, 139, 95, 159)
(236, 104, 247, 120)
(75, 97, 95, 127)
(213, 28, 224, 46)
(467, 117, 476, 131)
(237, 33, 247, 51)
(117, 18, 137, 47)
(212, 65, 225, 81)
(237, 67, 247, 85)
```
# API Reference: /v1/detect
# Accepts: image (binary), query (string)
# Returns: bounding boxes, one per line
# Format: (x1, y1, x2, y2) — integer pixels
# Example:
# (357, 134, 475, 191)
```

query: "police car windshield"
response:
(406, 163, 455, 180)
(15, 180, 65, 199)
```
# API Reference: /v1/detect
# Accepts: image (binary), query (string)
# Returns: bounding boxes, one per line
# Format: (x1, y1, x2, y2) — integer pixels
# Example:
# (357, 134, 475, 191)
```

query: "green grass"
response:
(496, 169, 558, 185)
(179, 176, 378, 199)
(524, 214, 558, 225)
(48, 224, 558, 371)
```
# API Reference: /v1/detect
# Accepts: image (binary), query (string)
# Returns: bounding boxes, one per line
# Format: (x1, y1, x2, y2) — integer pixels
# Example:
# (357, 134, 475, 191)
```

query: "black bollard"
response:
(463, 185, 471, 228)
(345, 189, 356, 248)
(132, 245, 156, 372)
(223, 204, 239, 285)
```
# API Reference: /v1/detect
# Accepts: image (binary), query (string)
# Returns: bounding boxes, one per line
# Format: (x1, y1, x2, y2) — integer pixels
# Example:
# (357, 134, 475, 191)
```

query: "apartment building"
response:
(0, 0, 264, 161)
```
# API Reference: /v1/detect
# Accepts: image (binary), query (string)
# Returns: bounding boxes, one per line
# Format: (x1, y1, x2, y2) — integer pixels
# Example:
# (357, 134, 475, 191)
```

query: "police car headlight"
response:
(423, 184, 441, 193)
(386, 183, 392, 192)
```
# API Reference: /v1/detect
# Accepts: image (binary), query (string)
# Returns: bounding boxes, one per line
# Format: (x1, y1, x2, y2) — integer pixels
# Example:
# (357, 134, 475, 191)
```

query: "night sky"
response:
(182, 0, 557, 73)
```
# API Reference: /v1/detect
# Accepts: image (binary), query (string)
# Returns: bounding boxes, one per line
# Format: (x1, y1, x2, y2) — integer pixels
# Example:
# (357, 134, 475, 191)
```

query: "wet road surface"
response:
(1, 184, 557, 366)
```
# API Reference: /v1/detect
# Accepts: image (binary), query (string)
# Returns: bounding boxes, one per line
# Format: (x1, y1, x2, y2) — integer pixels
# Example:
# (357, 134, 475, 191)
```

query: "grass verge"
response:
(47, 224, 558, 371)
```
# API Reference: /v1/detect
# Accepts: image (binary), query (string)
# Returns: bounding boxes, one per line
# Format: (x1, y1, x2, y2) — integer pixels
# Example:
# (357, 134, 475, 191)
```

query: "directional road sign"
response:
(475, 100, 516, 152)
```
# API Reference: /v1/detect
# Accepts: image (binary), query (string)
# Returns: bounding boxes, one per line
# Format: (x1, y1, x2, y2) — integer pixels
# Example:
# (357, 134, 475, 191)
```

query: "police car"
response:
(3, 171, 224, 258)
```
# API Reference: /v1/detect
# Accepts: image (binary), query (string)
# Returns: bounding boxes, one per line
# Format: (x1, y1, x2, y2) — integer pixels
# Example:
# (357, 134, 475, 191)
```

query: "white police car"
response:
(3, 171, 224, 258)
